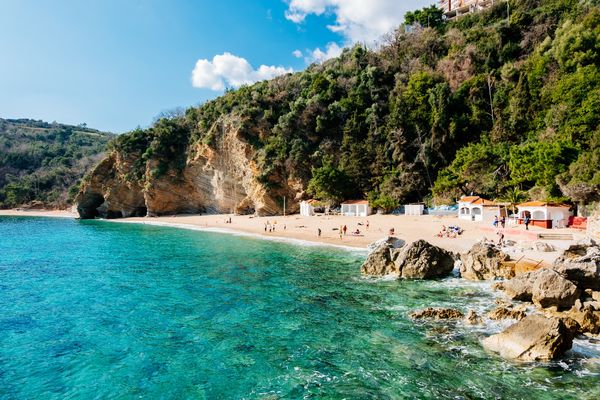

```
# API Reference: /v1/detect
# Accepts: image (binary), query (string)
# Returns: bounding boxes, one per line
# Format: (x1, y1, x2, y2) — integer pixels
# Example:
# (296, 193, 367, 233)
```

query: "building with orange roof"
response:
(516, 201, 572, 229)
(457, 195, 504, 222)
(341, 200, 371, 217)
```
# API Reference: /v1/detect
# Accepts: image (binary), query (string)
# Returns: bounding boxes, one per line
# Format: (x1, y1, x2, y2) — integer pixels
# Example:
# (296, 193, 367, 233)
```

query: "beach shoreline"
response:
(1, 208, 587, 263)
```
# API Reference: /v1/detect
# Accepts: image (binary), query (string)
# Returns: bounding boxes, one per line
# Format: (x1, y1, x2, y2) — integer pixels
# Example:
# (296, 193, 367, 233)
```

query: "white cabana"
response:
(516, 201, 572, 229)
(341, 200, 371, 217)
(457, 196, 497, 222)
(300, 200, 322, 216)
(404, 204, 425, 215)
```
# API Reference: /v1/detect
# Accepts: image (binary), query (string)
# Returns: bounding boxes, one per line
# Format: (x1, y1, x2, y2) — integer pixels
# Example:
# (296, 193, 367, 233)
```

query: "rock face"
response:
(465, 310, 483, 325)
(395, 240, 455, 279)
(76, 116, 302, 218)
(495, 269, 580, 309)
(482, 315, 573, 361)
(410, 308, 464, 320)
(552, 242, 600, 290)
(361, 239, 453, 279)
(460, 242, 512, 280)
(360, 237, 405, 276)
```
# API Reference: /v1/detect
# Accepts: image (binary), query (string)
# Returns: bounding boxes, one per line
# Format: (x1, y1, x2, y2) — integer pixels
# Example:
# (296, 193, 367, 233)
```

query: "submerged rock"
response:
(535, 242, 556, 252)
(395, 240, 455, 279)
(465, 310, 483, 325)
(410, 307, 464, 320)
(459, 242, 512, 280)
(552, 242, 600, 290)
(482, 315, 573, 361)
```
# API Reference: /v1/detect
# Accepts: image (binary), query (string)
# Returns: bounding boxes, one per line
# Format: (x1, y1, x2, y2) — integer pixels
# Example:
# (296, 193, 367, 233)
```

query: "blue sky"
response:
(0, 0, 430, 133)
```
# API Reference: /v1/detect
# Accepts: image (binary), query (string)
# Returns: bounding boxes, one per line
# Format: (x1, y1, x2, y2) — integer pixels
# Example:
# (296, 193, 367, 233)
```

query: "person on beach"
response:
(389, 227, 395, 236)
(500, 216, 506, 229)
(339, 230, 343, 240)
(264, 224, 267, 232)
(366, 220, 370, 230)
(318, 228, 321, 237)
(524, 215, 530, 230)
(343, 225, 347, 235)
(497, 231, 505, 246)
(493, 216, 498, 228)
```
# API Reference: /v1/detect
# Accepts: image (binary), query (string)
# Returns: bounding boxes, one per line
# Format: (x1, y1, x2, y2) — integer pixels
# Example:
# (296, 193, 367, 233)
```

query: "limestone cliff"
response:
(76, 115, 303, 218)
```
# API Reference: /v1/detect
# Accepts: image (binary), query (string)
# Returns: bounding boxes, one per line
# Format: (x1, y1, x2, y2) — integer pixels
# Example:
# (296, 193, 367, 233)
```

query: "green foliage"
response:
(405, 6, 444, 30)
(307, 160, 353, 203)
(0, 119, 112, 208)
(101, 0, 600, 210)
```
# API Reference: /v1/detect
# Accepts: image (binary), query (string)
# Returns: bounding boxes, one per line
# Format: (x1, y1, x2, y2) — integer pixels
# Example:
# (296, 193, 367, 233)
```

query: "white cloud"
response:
(285, 0, 430, 45)
(292, 49, 303, 58)
(191, 52, 293, 91)
(307, 42, 342, 64)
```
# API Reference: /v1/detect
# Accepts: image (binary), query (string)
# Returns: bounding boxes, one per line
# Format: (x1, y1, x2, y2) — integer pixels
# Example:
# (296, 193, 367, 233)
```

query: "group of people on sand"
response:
(264, 220, 285, 233)
(436, 225, 462, 238)
(493, 215, 506, 229)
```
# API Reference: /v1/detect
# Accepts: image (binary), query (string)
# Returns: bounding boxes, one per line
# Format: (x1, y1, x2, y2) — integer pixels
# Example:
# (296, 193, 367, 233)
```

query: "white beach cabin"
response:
(341, 200, 371, 217)
(300, 200, 321, 216)
(516, 201, 572, 229)
(457, 196, 497, 222)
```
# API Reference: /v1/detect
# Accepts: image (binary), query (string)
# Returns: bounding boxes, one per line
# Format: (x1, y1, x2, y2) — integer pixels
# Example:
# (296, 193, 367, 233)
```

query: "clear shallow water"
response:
(0, 216, 599, 399)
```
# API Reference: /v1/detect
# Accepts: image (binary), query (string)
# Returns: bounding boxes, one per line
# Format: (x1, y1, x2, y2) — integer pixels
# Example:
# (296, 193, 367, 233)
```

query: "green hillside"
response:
(105, 0, 599, 213)
(0, 119, 113, 208)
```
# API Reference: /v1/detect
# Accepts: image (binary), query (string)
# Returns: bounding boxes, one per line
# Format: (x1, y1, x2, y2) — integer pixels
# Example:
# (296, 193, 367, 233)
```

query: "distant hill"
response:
(0, 118, 113, 209)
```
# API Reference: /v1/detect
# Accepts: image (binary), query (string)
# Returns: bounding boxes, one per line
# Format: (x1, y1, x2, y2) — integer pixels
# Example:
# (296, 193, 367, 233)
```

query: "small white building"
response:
(341, 200, 371, 217)
(300, 200, 320, 216)
(458, 196, 498, 222)
(517, 201, 572, 229)
(405, 204, 425, 215)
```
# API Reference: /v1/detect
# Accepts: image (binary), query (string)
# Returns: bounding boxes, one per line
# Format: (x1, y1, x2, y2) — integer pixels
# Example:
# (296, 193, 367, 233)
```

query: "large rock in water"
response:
(360, 237, 405, 276)
(552, 241, 600, 290)
(482, 315, 573, 361)
(395, 240, 455, 279)
(460, 242, 512, 280)
(495, 269, 580, 309)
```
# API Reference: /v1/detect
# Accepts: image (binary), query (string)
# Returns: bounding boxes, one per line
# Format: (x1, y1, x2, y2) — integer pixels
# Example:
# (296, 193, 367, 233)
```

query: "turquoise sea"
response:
(0, 216, 599, 399)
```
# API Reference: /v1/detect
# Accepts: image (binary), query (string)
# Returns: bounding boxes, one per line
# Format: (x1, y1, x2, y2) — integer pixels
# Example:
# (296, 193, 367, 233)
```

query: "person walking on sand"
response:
(366, 220, 369, 230)
(343, 225, 347, 236)
(500, 216, 506, 229)
(493, 216, 499, 228)
(318, 228, 321, 237)
(524, 215, 530, 230)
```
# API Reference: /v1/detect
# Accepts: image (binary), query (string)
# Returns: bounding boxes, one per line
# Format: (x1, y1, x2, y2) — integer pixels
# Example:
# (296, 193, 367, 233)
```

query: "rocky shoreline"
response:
(361, 237, 600, 362)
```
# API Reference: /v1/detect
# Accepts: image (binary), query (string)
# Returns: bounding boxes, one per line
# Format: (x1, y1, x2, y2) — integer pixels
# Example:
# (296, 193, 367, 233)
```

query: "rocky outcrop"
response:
(495, 269, 580, 309)
(459, 242, 512, 280)
(482, 315, 573, 361)
(551, 241, 600, 290)
(410, 307, 464, 320)
(76, 116, 302, 219)
(544, 300, 600, 335)
(360, 237, 405, 276)
(487, 306, 527, 321)
(362, 239, 453, 279)
(465, 310, 483, 325)
(395, 240, 455, 279)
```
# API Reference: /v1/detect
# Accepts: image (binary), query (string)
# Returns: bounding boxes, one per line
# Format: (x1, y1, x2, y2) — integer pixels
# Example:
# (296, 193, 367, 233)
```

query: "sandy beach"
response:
(2, 209, 586, 265)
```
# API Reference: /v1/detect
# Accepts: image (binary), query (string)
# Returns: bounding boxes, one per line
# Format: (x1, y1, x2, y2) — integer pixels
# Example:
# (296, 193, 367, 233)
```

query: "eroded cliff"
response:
(76, 115, 303, 218)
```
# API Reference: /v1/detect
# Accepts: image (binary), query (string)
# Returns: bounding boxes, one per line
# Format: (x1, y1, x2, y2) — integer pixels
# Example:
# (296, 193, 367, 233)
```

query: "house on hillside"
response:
(458, 196, 504, 222)
(439, 0, 498, 20)
(341, 200, 371, 217)
(516, 201, 572, 229)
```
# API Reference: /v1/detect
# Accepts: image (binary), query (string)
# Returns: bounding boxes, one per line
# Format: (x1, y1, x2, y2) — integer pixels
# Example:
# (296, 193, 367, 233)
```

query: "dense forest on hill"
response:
(109, 0, 599, 212)
(0, 119, 113, 208)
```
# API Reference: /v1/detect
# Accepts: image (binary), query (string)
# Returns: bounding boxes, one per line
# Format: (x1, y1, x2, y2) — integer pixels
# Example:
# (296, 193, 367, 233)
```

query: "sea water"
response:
(0, 216, 599, 399)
